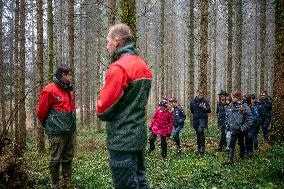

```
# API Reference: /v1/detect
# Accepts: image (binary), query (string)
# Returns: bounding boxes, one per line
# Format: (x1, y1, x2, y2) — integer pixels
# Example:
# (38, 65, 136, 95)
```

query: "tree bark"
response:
(227, 0, 233, 94)
(67, 0, 75, 86)
(14, 0, 20, 144)
(270, 0, 284, 143)
(259, 0, 266, 92)
(187, 0, 195, 116)
(36, 0, 45, 153)
(199, 0, 209, 95)
(235, 0, 242, 92)
(159, 0, 165, 98)
(108, 0, 116, 27)
(119, 0, 137, 42)
(18, 0, 26, 149)
(47, 0, 54, 82)
(0, 0, 5, 132)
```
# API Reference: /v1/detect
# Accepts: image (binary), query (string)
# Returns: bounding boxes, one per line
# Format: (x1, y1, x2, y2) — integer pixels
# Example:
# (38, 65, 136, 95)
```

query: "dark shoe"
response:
(51, 183, 60, 189)
(222, 160, 233, 165)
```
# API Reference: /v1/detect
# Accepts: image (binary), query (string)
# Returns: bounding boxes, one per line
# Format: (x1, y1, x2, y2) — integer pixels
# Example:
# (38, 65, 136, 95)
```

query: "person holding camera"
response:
(190, 89, 211, 155)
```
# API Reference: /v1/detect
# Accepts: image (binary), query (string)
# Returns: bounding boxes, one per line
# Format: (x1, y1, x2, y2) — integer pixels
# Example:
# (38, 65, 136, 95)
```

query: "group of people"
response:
(36, 22, 272, 189)
(147, 88, 272, 166)
(216, 90, 272, 165)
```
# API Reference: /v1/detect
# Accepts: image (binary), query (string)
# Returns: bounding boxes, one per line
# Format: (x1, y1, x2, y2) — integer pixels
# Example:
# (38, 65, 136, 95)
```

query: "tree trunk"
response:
(0, 0, 5, 132)
(36, 0, 45, 154)
(235, 0, 242, 92)
(14, 0, 20, 144)
(159, 0, 165, 98)
(119, 0, 137, 42)
(270, 0, 284, 143)
(259, 0, 266, 92)
(67, 0, 75, 86)
(108, 0, 116, 27)
(18, 0, 26, 149)
(227, 0, 233, 94)
(199, 0, 208, 95)
(79, 1, 84, 127)
(212, 0, 217, 114)
(187, 0, 195, 116)
(47, 0, 54, 82)
(254, 2, 259, 95)
(95, 2, 102, 131)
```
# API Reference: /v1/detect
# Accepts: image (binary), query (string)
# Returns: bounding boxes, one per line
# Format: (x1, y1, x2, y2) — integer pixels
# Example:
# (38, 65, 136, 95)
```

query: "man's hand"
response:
(199, 102, 206, 109)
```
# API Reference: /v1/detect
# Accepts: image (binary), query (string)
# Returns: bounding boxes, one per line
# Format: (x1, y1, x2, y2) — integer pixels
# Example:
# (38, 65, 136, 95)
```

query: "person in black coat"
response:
(216, 90, 228, 152)
(169, 98, 186, 154)
(190, 89, 211, 155)
(258, 91, 272, 143)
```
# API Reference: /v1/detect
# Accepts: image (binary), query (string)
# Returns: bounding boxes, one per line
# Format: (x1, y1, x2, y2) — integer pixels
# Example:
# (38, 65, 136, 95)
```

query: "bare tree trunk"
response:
(67, 0, 75, 86)
(48, 0, 54, 82)
(14, 0, 20, 144)
(108, 0, 116, 27)
(79, 1, 84, 127)
(8, 11, 14, 134)
(254, 2, 258, 95)
(199, 0, 208, 95)
(260, 0, 266, 92)
(95, 2, 102, 131)
(19, 0, 26, 149)
(270, 0, 284, 143)
(57, 0, 63, 65)
(212, 0, 217, 113)
(0, 0, 5, 132)
(160, 0, 165, 98)
(235, 0, 242, 92)
(227, 0, 233, 94)
(36, 0, 45, 153)
(187, 0, 195, 116)
(119, 0, 137, 42)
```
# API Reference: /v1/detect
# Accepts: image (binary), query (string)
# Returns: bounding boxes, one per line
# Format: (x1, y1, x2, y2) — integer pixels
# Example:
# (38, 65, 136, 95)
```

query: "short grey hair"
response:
(108, 23, 132, 42)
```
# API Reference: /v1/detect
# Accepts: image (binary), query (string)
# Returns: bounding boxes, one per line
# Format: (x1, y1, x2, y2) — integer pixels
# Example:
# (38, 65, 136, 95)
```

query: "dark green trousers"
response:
(109, 150, 149, 189)
(48, 133, 75, 184)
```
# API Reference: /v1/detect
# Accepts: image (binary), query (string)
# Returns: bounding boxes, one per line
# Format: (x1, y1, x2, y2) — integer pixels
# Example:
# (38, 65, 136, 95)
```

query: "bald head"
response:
(108, 23, 132, 44)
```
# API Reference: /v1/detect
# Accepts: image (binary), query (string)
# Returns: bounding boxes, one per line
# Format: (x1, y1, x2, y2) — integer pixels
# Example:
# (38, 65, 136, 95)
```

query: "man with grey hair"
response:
(96, 23, 152, 188)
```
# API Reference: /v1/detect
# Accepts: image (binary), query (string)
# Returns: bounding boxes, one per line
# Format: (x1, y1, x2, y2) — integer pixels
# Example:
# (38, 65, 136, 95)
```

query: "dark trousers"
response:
(253, 124, 260, 150)
(149, 132, 167, 158)
(195, 129, 205, 153)
(109, 150, 148, 189)
(245, 130, 253, 156)
(173, 126, 183, 148)
(48, 134, 75, 184)
(228, 133, 245, 163)
(218, 127, 227, 150)
(259, 117, 271, 141)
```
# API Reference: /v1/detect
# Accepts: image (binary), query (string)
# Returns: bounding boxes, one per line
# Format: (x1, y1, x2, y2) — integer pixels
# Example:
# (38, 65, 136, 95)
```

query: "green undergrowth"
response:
(24, 121, 284, 189)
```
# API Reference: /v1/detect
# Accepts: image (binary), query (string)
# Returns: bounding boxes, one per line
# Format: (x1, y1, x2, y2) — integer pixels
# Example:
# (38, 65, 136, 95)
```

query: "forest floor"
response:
(24, 121, 284, 189)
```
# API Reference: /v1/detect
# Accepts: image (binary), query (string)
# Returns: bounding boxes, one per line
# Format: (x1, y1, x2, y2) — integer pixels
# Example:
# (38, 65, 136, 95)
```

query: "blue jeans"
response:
(173, 125, 183, 148)
(109, 150, 148, 189)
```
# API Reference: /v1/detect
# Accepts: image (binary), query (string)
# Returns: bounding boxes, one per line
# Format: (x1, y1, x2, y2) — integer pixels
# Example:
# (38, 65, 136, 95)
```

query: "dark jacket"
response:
(259, 98, 272, 118)
(216, 101, 227, 128)
(96, 43, 152, 151)
(37, 77, 76, 135)
(173, 105, 186, 127)
(190, 97, 211, 130)
(225, 102, 253, 134)
(190, 97, 211, 120)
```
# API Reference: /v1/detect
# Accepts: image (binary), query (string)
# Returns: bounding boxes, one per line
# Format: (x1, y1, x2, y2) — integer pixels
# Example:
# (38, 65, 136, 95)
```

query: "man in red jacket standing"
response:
(96, 24, 152, 189)
(37, 64, 76, 189)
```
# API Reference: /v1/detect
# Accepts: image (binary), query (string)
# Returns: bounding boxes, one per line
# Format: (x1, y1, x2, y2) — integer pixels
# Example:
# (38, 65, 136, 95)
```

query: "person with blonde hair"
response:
(96, 23, 152, 189)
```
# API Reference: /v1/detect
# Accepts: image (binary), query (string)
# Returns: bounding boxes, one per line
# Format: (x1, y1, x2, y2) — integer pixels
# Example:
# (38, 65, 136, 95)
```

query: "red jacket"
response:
(150, 107, 173, 137)
(37, 78, 76, 134)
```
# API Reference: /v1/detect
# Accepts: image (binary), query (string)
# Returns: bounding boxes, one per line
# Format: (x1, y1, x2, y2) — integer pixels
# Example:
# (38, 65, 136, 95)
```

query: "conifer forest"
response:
(0, 0, 283, 188)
